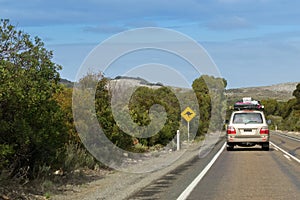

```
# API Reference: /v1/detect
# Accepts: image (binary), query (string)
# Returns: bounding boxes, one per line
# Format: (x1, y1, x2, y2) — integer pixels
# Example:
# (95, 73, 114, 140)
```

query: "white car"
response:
(226, 110, 270, 151)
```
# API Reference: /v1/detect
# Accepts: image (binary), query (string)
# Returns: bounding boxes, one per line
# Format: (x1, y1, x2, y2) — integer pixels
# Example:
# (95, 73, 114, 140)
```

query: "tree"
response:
(283, 83, 300, 131)
(0, 19, 66, 178)
(192, 75, 227, 135)
(292, 83, 300, 110)
(192, 76, 211, 135)
(128, 86, 181, 146)
(94, 74, 132, 149)
(53, 86, 78, 143)
(273, 84, 300, 131)
(293, 83, 300, 100)
(261, 99, 278, 116)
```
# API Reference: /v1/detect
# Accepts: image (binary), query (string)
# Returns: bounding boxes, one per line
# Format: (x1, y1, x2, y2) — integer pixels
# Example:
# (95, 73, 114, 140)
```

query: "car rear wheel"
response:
(226, 144, 234, 151)
(262, 143, 269, 151)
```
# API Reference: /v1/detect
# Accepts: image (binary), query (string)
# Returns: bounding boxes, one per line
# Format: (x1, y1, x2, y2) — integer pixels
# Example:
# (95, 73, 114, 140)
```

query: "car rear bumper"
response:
(227, 135, 269, 143)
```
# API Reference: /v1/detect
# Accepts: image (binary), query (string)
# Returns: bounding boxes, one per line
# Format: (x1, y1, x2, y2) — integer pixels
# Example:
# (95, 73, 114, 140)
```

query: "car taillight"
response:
(227, 126, 236, 134)
(260, 127, 269, 134)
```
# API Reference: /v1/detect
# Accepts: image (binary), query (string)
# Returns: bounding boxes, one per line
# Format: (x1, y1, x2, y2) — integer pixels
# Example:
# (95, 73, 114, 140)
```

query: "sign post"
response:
(181, 107, 196, 143)
(177, 130, 180, 151)
(187, 121, 190, 143)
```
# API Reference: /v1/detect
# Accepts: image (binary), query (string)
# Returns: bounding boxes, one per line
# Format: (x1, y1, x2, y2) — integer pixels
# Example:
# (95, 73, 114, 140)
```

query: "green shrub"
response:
(63, 143, 99, 171)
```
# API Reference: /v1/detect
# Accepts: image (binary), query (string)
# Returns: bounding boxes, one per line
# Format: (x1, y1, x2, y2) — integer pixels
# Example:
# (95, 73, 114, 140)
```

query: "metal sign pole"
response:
(188, 121, 190, 143)
(177, 130, 180, 151)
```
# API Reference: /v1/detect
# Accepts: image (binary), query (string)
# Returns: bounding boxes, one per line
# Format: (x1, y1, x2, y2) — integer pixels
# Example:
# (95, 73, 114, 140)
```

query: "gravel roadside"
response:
(274, 130, 300, 139)
(52, 132, 224, 200)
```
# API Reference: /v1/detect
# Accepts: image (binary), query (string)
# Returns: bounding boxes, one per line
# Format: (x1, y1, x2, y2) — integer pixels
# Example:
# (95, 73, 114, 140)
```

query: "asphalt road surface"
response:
(128, 132, 300, 200)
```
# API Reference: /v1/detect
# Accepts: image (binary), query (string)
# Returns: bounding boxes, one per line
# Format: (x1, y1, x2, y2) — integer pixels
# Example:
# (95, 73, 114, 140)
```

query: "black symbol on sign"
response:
(185, 111, 193, 117)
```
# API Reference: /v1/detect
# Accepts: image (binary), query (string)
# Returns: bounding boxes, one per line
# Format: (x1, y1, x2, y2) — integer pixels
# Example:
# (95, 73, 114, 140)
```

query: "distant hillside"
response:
(59, 76, 163, 89)
(109, 76, 192, 95)
(226, 82, 299, 101)
(60, 76, 298, 102)
(114, 76, 164, 87)
(60, 78, 74, 88)
(110, 77, 299, 101)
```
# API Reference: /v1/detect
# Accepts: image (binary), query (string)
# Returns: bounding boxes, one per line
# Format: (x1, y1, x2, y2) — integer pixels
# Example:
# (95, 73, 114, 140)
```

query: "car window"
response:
(233, 113, 263, 124)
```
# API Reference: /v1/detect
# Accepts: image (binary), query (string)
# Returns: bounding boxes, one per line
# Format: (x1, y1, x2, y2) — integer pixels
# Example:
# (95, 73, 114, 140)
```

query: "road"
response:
(128, 132, 300, 200)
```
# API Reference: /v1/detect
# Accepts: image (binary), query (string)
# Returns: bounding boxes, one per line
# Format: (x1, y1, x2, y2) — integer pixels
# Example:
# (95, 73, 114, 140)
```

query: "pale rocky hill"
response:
(107, 78, 299, 101)
(63, 76, 298, 101)
(226, 82, 299, 101)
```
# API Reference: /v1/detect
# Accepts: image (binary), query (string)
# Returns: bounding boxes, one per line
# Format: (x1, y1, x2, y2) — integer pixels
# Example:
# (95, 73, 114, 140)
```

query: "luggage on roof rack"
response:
(233, 97, 264, 110)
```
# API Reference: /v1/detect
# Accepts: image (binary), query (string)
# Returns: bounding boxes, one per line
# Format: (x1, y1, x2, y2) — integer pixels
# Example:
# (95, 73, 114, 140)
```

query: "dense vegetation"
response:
(0, 20, 99, 184)
(261, 83, 300, 131)
(95, 80, 182, 150)
(192, 76, 227, 135)
(90, 73, 226, 152)
(0, 19, 67, 180)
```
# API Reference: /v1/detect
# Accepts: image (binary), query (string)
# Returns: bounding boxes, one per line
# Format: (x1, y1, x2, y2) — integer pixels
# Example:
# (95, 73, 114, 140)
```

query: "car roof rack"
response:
(233, 97, 264, 111)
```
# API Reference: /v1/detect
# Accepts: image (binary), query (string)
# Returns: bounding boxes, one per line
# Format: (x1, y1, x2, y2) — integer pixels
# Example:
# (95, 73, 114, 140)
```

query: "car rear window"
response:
(233, 113, 263, 124)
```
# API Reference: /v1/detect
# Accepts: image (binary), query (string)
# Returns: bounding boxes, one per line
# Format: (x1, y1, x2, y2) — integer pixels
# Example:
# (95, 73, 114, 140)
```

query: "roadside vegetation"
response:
(260, 83, 300, 131)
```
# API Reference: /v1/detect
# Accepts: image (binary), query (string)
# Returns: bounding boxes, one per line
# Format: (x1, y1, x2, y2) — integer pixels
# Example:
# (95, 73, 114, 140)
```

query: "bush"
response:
(0, 19, 67, 179)
(63, 143, 99, 171)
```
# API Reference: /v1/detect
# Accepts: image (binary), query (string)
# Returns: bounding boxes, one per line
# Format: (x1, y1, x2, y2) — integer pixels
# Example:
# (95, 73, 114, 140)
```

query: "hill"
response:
(226, 82, 299, 102)
(60, 76, 298, 102)
(111, 78, 298, 102)
(60, 78, 74, 88)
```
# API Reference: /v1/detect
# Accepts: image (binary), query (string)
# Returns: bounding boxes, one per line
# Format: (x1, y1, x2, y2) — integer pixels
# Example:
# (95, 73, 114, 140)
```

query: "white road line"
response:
(270, 142, 300, 164)
(283, 154, 291, 161)
(177, 142, 226, 200)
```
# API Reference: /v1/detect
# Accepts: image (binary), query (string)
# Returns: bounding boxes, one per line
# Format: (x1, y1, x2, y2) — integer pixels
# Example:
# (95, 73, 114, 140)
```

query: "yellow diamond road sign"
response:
(181, 107, 196, 122)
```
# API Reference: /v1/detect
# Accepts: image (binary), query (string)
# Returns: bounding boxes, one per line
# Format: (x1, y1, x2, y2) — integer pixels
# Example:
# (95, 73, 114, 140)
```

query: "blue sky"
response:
(1, 0, 300, 88)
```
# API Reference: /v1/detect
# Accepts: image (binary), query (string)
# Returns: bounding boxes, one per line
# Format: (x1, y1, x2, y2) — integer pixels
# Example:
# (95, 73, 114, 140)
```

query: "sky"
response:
(1, 0, 300, 88)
